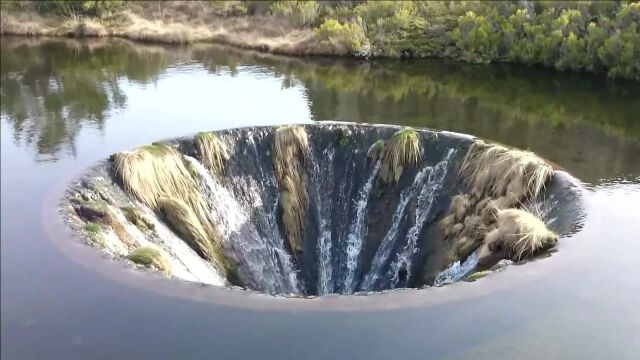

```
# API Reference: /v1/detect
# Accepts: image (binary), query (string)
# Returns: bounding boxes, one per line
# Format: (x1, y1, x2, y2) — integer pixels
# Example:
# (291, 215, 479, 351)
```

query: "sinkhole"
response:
(63, 122, 584, 296)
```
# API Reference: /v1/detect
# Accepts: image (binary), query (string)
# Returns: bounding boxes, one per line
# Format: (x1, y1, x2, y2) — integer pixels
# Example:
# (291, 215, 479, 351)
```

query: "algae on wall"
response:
(272, 125, 310, 254)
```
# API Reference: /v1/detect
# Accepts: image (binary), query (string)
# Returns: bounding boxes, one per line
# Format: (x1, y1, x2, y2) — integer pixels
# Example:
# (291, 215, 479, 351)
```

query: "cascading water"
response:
(361, 149, 455, 291)
(186, 149, 300, 294)
(340, 160, 381, 294)
(309, 147, 336, 295)
(64, 122, 585, 297)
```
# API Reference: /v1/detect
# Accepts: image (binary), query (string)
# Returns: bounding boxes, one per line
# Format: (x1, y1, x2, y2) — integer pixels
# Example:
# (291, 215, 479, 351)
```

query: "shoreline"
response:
(1, 1, 638, 81)
(0, 8, 332, 57)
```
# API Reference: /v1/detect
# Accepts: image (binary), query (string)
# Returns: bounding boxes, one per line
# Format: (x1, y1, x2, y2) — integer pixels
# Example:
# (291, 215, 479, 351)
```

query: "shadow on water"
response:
(2, 36, 639, 183)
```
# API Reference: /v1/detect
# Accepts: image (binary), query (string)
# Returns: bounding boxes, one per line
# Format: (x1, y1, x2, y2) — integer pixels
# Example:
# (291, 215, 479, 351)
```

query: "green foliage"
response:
(210, 1, 248, 17)
(84, 222, 101, 233)
(316, 18, 368, 55)
(310, 0, 640, 79)
(451, 11, 500, 64)
(271, 1, 320, 27)
(127, 246, 172, 273)
(37, 0, 122, 17)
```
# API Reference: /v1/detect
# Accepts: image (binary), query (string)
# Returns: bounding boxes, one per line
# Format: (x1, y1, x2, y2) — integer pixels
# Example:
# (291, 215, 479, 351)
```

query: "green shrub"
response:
(450, 11, 501, 64)
(37, 0, 122, 17)
(210, 1, 248, 17)
(271, 1, 320, 27)
(316, 18, 368, 55)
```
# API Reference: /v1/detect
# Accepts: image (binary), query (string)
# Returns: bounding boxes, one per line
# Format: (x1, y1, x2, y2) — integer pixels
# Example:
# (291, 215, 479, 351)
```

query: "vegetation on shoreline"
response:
(1, 1, 638, 80)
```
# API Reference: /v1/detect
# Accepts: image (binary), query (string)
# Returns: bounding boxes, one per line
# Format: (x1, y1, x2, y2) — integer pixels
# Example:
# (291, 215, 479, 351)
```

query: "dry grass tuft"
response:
(378, 128, 421, 184)
(485, 209, 557, 261)
(438, 139, 555, 270)
(272, 125, 309, 253)
(158, 197, 228, 271)
(112, 144, 228, 273)
(459, 140, 553, 201)
(367, 139, 385, 164)
(127, 246, 172, 274)
(112, 144, 205, 213)
(449, 194, 472, 222)
(116, 13, 213, 43)
(195, 132, 228, 175)
(56, 15, 108, 37)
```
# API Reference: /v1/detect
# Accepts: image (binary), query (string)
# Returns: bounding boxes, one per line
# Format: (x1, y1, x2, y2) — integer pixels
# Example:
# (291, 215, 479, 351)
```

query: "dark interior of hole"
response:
(67, 123, 584, 296)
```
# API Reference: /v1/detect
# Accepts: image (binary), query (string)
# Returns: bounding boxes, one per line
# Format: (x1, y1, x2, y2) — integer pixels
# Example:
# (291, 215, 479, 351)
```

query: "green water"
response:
(1, 37, 639, 359)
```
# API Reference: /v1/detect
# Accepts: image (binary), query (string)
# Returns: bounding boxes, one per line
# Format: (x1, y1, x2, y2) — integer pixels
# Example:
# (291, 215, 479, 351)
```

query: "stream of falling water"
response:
(340, 160, 382, 294)
(310, 147, 336, 295)
(185, 156, 300, 294)
(360, 149, 455, 291)
(385, 149, 456, 289)
(433, 251, 480, 286)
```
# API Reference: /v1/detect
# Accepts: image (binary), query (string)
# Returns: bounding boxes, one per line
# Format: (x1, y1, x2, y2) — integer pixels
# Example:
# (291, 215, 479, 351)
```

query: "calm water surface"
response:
(2, 37, 639, 359)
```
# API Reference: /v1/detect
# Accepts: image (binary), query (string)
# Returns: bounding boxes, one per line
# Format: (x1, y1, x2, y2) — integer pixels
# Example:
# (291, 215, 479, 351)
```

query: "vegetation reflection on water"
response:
(1, 37, 639, 183)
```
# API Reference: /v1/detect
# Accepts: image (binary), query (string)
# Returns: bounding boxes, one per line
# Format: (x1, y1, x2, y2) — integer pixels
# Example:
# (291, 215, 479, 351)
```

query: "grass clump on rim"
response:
(459, 140, 553, 202)
(127, 246, 172, 274)
(112, 144, 207, 218)
(195, 132, 228, 175)
(484, 209, 558, 261)
(272, 125, 309, 253)
(112, 144, 228, 273)
(367, 139, 385, 164)
(378, 127, 421, 184)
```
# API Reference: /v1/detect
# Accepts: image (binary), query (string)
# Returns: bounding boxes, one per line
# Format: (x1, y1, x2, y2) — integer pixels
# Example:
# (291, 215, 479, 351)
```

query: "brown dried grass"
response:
(272, 125, 309, 253)
(195, 132, 228, 175)
(378, 128, 421, 184)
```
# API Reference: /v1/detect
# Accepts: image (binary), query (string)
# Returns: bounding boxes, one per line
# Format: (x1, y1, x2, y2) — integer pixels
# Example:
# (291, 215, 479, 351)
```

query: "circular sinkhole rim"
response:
(47, 121, 588, 311)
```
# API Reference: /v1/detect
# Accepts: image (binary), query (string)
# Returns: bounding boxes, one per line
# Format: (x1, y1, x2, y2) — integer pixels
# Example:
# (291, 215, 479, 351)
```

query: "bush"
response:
(316, 18, 369, 55)
(37, 0, 122, 17)
(271, 1, 320, 27)
(450, 11, 501, 64)
(210, 1, 248, 17)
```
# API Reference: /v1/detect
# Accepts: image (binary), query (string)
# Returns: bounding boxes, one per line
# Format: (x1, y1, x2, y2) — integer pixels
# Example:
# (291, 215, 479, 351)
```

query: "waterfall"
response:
(310, 147, 336, 295)
(385, 149, 455, 289)
(341, 160, 382, 294)
(359, 149, 455, 291)
(185, 156, 300, 294)
(144, 207, 227, 286)
(433, 251, 480, 286)
(85, 124, 525, 295)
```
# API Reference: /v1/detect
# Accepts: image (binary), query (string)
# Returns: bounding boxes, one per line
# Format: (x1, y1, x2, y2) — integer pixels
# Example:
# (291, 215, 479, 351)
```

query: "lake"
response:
(1, 37, 639, 359)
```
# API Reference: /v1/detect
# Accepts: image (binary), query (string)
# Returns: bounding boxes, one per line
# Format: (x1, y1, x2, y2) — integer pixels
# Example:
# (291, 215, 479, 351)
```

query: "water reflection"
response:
(0, 38, 175, 161)
(1, 36, 638, 181)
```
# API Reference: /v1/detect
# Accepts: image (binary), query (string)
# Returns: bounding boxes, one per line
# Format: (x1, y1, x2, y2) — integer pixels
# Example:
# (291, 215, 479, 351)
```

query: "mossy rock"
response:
(127, 246, 172, 274)
(83, 222, 104, 246)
